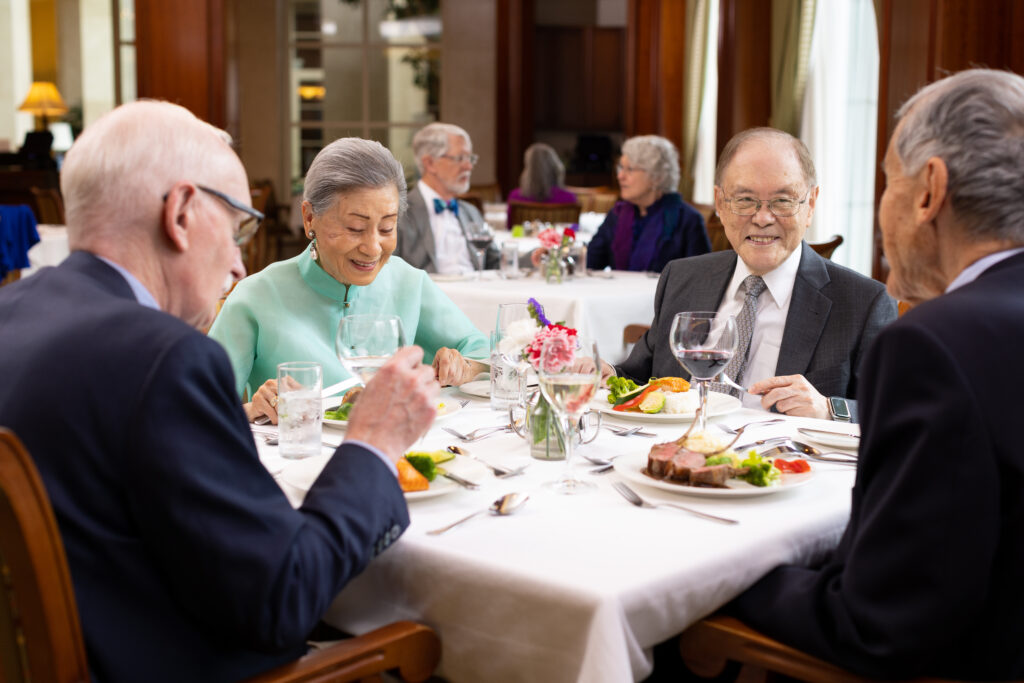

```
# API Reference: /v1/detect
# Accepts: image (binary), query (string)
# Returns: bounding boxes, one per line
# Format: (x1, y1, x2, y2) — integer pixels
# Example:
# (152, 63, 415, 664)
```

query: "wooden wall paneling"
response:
(716, 0, 771, 158)
(626, 0, 659, 135)
(534, 27, 585, 129)
(496, 0, 533, 198)
(135, 0, 226, 128)
(656, 0, 685, 152)
(591, 28, 626, 131)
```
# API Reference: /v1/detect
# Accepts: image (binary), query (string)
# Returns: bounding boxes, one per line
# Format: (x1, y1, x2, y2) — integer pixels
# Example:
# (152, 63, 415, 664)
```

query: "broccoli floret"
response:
(324, 402, 353, 420)
(606, 376, 639, 404)
(705, 454, 736, 467)
(737, 452, 781, 487)
(404, 454, 438, 482)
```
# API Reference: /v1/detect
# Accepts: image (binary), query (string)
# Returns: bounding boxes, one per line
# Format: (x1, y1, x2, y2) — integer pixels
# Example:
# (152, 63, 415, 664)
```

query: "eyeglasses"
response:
(439, 153, 479, 166)
(163, 184, 264, 246)
(721, 191, 812, 218)
(616, 163, 645, 175)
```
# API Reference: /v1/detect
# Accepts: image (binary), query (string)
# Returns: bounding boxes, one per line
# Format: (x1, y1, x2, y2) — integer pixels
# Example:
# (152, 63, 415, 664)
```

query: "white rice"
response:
(662, 390, 699, 415)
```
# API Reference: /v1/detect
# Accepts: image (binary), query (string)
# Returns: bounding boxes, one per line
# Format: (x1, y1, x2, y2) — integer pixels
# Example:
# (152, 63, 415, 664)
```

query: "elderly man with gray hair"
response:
(394, 121, 499, 274)
(726, 69, 1024, 680)
(586, 134, 711, 272)
(0, 101, 443, 680)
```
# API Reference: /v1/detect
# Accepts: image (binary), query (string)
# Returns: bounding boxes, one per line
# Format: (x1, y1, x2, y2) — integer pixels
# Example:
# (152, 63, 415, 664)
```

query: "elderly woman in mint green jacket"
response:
(209, 137, 487, 424)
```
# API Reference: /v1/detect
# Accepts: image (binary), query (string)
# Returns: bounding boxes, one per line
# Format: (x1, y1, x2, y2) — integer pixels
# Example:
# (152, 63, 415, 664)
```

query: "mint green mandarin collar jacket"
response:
(208, 249, 489, 399)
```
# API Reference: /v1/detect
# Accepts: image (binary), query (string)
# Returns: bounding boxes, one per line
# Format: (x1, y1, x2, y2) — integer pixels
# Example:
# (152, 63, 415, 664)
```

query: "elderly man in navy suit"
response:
(0, 101, 439, 682)
(610, 128, 897, 422)
(729, 69, 1024, 680)
(394, 122, 500, 274)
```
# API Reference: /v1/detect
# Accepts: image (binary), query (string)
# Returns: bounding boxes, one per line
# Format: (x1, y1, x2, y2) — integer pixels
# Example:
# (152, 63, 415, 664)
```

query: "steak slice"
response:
(648, 441, 681, 477)
(689, 464, 733, 487)
(666, 449, 706, 482)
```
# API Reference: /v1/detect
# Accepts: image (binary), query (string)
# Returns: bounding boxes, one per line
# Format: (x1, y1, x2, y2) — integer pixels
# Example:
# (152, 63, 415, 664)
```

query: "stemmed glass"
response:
(466, 221, 494, 279)
(536, 335, 601, 494)
(668, 312, 737, 434)
(335, 314, 406, 385)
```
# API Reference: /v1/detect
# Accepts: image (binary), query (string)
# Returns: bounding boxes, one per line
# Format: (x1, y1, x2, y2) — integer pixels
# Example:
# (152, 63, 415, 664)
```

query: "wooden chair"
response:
(622, 323, 650, 346)
(705, 211, 732, 252)
(678, 614, 950, 683)
(459, 182, 503, 211)
(0, 428, 442, 683)
(565, 185, 617, 213)
(28, 187, 65, 225)
(508, 200, 582, 226)
(809, 234, 844, 260)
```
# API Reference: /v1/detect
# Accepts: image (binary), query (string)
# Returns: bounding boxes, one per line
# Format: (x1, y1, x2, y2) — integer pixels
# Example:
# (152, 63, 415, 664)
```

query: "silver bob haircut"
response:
(303, 137, 408, 217)
(518, 142, 565, 201)
(412, 122, 471, 174)
(621, 135, 681, 194)
(895, 68, 1024, 242)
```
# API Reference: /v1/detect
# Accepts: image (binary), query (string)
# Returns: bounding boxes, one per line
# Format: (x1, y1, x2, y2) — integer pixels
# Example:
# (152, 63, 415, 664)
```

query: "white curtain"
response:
(799, 0, 879, 275)
(691, 0, 719, 205)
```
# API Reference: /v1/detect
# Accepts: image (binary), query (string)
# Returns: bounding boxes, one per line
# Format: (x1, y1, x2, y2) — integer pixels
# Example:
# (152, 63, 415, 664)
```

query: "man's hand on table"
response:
(748, 374, 830, 420)
(346, 346, 440, 463)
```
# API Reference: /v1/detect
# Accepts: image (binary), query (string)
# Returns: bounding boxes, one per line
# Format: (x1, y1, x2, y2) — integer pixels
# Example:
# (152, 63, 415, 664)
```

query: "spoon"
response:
(426, 493, 529, 535)
(581, 453, 622, 467)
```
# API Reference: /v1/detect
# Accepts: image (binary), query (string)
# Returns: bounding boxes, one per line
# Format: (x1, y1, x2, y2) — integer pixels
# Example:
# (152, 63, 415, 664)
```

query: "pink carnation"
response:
(524, 324, 577, 372)
(537, 228, 562, 249)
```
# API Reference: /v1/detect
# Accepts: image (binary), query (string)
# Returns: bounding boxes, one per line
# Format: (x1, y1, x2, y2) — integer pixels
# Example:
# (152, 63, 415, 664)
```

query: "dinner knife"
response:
(797, 427, 861, 440)
(321, 377, 361, 400)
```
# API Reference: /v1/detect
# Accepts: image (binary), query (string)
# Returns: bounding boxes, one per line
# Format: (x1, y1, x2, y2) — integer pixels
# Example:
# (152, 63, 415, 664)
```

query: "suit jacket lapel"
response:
(408, 189, 438, 271)
(775, 242, 831, 376)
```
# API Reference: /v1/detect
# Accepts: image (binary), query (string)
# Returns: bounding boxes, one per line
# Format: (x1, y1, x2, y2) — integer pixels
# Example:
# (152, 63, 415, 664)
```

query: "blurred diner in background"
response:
(505, 142, 578, 227)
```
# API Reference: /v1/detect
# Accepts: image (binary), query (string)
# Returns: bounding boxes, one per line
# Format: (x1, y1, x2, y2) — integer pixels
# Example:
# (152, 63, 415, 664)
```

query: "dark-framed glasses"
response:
(439, 153, 479, 165)
(197, 185, 264, 246)
(722, 191, 812, 218)
(616, 163, 644, 175)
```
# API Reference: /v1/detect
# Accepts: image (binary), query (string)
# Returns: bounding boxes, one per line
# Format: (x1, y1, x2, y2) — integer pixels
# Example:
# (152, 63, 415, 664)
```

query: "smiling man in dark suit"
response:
(394, 122, 500, 274)
(612, 128, 897, 422)
(0, 101, 440, 682)
(728, 68, 1024, 680)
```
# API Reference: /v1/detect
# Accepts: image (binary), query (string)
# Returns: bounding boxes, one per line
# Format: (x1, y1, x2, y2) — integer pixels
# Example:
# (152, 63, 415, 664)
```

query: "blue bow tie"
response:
(433, 197, 459, 217)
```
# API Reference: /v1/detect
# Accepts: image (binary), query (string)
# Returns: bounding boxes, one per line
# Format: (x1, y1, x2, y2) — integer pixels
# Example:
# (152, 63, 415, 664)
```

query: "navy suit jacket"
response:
(617, 243, 897, 413)
(731, 251, 1024, 680)
(0, 252, 409, 682)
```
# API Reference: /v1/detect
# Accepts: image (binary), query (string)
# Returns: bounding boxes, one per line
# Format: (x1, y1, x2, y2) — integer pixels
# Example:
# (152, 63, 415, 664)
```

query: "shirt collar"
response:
(418, 180, 446, 207)
(945, 247, 1024, 293)
(724, 242, 803, 307)
(96, 255, 160, 310)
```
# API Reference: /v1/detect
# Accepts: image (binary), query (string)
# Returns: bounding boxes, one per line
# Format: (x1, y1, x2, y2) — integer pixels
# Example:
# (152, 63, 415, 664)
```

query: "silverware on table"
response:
(761, 441, 857, 466)
(438, 469, 481, 489)
(427, 492, 529, 535)
(442, 425, 511, 443)
(446, 445, 529, 478)
(797, 427, 860, 441)
(612, 482, 738, 525)
(603, 425, 656, 437)
(705, 418, 786, 455)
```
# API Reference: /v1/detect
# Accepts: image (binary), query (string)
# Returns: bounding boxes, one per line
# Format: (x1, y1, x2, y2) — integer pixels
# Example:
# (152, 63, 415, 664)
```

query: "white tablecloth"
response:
(23, 224, 69, 276)
(432, 270, 659, 365)
(256, 390, 856, 683)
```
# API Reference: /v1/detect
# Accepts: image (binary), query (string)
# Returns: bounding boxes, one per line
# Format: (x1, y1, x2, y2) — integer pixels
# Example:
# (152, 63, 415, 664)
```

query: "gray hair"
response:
(61, 100, 237, 240)
(412, 122, 471, 174)
(303, 137, 408, 217)
(621, 135, 680, 194)
(714, 127, 817, 189)
(895, 68, 1024, 242)
(518, 142, 566, 201)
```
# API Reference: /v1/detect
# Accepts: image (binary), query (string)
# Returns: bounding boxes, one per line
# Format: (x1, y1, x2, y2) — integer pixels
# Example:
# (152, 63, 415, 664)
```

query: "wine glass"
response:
(669, 312, 737, 434)
(466, 221, 494, 279)
(335, 314, 406, 385)
(536, 335, 601, 495)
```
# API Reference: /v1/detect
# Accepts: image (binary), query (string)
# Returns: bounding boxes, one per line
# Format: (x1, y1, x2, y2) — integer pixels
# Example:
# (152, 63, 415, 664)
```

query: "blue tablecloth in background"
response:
(0, 204, 40, 279)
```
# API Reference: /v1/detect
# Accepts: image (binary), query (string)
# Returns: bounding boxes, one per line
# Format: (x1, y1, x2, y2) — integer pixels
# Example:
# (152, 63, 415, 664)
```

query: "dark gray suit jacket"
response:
(617, 243, 897, 409)
(395, 185, 500, 273)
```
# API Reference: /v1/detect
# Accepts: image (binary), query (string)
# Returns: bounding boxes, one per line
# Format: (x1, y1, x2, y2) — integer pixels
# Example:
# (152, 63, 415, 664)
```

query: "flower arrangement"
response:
(536, 225, 577, 283)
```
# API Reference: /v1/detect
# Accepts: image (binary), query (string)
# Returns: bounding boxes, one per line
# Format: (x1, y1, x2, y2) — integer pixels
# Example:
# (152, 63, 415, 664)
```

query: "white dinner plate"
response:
(797, 427, 860, 451)
(593, 389, 741, 423)
(614, 451, 815, 498)
(458, 377, 538, 399)
(322, 399, 462, 429)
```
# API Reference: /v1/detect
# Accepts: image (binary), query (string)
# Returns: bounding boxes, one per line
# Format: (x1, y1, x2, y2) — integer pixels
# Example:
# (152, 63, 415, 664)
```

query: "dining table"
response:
(430, 270, 659, 366)
(254, 385, 858, 683)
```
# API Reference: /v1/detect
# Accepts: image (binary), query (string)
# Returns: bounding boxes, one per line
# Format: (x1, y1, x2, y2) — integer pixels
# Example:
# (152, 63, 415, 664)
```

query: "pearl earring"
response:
(308, 230, 319, 261)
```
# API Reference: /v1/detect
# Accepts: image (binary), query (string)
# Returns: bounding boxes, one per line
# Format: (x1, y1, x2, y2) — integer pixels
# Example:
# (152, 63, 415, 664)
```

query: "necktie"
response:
(433, 197, 459, 217)
(719, 275, 767, 396)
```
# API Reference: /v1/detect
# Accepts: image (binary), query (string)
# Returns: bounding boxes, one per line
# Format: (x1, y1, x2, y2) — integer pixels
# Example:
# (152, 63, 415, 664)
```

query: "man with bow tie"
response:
(395, 122, 500, 274)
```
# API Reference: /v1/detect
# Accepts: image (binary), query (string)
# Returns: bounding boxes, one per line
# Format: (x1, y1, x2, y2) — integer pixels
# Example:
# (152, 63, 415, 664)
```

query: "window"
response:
(286, 0, 442, 186)
(113, 0, 136, 105)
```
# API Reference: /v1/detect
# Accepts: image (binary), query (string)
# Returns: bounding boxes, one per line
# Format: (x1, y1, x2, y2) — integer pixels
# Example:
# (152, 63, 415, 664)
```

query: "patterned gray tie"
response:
(718, 275, 767, 396)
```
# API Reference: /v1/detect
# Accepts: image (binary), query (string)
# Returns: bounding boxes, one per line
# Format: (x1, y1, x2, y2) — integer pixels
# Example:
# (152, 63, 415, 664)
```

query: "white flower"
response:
(497, 318, 541, 356)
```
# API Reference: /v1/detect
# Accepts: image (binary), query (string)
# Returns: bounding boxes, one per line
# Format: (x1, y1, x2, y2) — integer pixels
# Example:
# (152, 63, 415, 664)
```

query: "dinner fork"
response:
(442, 425, 511, 442)
(612, 482, 738, 525)
(603, 425, 656, 437)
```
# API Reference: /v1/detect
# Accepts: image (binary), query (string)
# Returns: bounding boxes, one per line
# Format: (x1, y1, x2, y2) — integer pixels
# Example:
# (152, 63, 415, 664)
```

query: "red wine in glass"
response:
(677, 349, 731, 379)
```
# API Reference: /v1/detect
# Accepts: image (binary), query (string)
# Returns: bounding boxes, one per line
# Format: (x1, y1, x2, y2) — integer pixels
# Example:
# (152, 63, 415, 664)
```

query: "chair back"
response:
(704, 211, 732, 252)
(28, 188, 65, 225)
(0, 428, 90, 683)
(508, 200, 582, 226)
(809, 234, 843, 260)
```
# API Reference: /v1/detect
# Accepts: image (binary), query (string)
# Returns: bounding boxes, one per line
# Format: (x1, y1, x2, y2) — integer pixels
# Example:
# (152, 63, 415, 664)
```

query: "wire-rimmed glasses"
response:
(720, 190, 813, 217)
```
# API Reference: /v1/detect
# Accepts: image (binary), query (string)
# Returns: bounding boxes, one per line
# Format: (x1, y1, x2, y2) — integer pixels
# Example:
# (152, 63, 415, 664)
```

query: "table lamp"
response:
(18, 82, 69, 130)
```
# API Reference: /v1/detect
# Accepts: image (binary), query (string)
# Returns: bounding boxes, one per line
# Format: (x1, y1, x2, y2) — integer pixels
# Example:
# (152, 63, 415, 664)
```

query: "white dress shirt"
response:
(417, 180, 475, 275)
(716, 245, 803, 408)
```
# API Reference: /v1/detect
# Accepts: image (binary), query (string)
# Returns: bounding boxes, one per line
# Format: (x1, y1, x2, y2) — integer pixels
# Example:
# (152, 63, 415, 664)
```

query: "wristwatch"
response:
(827, 396, 851, 422)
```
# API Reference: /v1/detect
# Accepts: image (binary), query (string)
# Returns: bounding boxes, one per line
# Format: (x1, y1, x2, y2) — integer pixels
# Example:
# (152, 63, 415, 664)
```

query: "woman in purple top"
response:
(506, 142, 577, 225)
(586, 135, 710, 273)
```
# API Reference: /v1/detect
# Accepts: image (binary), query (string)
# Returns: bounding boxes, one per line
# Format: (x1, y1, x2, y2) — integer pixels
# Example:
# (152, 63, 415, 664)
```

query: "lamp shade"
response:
(18, 82, 68, 117)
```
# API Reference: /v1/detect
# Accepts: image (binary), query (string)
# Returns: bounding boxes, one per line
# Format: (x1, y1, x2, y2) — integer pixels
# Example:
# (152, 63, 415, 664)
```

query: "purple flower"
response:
(528, 298, 552, 327)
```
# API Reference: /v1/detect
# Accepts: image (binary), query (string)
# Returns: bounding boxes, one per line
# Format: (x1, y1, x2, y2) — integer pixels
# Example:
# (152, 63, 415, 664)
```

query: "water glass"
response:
(276, 361, 322, 460)
(490, 345, 526, 411)
(500, 242, 521, 278)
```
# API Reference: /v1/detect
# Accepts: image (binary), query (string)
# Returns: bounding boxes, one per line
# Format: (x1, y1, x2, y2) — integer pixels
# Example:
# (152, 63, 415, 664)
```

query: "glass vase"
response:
(542, 249, 566, 284)
(528, 393, 567, 460)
